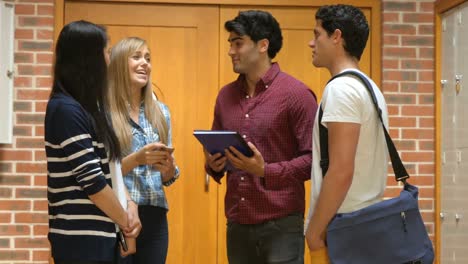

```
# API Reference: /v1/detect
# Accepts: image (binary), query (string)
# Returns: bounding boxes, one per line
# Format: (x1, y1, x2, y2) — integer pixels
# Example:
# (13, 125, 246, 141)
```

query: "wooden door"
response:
(218, 6, 373, 264)
(62, 3, 377, 264)
(64, 3, 220, 263)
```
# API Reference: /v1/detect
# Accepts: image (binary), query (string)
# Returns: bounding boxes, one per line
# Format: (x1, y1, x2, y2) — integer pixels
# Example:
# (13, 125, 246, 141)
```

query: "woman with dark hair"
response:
(45, 20, 135, 264)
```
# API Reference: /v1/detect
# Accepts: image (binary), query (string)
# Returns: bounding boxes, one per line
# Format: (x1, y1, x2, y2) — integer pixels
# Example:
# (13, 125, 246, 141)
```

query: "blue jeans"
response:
(227, 213, 304, 264)
(118, 206, 168, 264)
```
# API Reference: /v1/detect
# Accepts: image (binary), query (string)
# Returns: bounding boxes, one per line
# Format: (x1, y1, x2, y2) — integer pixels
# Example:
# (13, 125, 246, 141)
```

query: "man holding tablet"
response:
(204, 10, 317, 264)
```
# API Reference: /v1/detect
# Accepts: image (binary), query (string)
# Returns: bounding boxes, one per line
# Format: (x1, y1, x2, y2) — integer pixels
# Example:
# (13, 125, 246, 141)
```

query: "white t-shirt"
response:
(307, 69, 389, 225)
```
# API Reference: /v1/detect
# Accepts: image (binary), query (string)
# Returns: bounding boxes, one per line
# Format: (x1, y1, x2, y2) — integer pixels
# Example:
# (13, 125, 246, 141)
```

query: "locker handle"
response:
(440, 212, 446, 220)
(455, 74, 463, 94)
(6, 70, 14, 79)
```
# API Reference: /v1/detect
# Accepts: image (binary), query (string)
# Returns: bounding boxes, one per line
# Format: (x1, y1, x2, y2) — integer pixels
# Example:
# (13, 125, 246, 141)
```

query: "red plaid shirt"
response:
(207, 63, 318, 224)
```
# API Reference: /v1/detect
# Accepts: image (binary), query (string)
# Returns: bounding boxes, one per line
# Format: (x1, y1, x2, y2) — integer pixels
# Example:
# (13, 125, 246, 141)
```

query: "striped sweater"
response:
(45, 93, 116, 262)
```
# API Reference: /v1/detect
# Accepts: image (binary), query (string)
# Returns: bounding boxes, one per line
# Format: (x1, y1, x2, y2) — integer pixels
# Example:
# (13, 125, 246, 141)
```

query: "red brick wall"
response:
(0, 0, 436, 262)
(0, 0, 53, 262)
(382, 0, 436, 239)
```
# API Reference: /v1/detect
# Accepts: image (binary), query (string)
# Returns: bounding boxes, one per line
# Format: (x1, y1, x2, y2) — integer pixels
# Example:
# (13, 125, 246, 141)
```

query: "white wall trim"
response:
(0, 1, 15, 144)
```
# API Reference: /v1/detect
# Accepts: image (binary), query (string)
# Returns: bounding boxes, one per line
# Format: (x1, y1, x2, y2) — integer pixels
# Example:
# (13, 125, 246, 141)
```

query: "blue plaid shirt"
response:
(124, 102, 180, 209)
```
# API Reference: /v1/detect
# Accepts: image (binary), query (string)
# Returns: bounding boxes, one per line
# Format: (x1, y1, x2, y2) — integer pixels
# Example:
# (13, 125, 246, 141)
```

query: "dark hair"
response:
(316, 4, 369, 60)
(225, 10, 283, 59)
(51, 20, 121, 160)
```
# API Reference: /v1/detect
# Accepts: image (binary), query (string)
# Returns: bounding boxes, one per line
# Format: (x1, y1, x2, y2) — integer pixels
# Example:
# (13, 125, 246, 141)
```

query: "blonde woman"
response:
(108, 37, 179, 264)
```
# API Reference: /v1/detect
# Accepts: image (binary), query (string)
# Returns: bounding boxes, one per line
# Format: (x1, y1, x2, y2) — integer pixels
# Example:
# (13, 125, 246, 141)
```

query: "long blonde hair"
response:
(107, 37, 168, 154)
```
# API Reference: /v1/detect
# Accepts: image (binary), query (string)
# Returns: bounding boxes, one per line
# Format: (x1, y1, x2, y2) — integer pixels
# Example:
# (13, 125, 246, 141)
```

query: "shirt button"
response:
(245, 114, 249, 118)
(241, 177, 244, 181)
(242, 135, 247, 139)
(245, 95, 249, 99)
(241, 197, 245, 201)
(265, 85, 269, 88)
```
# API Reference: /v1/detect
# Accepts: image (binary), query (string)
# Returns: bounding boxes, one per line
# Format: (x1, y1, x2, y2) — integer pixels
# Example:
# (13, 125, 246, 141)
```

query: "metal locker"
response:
(441, 2, 468, 263)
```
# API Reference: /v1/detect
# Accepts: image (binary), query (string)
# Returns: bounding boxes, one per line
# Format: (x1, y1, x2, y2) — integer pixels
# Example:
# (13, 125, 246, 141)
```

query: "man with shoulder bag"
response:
(305, 4, 434, 264)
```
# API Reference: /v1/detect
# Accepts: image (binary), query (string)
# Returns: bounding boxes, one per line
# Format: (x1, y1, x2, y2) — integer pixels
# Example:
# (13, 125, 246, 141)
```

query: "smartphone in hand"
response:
(118, 231, 128, 251)
(153, 146, 174, 154)
(165, 147, 175, 154)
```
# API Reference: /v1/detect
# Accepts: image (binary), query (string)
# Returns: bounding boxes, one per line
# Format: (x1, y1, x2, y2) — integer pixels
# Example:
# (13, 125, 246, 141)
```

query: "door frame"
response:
(54, 0, 381, 85)
(435, 1, 468, 263)
(54, 1, 381, 263)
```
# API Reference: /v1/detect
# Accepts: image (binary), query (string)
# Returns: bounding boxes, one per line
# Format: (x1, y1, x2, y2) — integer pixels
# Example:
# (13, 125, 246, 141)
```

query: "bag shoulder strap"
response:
(319, 70, 409, 183)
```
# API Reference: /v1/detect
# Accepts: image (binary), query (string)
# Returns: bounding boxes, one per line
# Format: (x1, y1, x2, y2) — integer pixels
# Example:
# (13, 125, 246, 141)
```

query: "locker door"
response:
(453, 4, 468, 263)
(441, 2, 468, 263)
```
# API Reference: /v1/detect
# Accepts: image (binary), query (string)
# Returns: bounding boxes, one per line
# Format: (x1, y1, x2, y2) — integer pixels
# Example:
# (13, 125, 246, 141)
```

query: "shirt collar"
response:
(129, 103, 145, 129)
(236, 62, 281, 94)
(262, 62, 281, 86)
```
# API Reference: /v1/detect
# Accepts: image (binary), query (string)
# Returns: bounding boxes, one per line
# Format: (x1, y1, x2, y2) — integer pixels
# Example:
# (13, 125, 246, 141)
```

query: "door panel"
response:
(65, 3, 220, 263)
